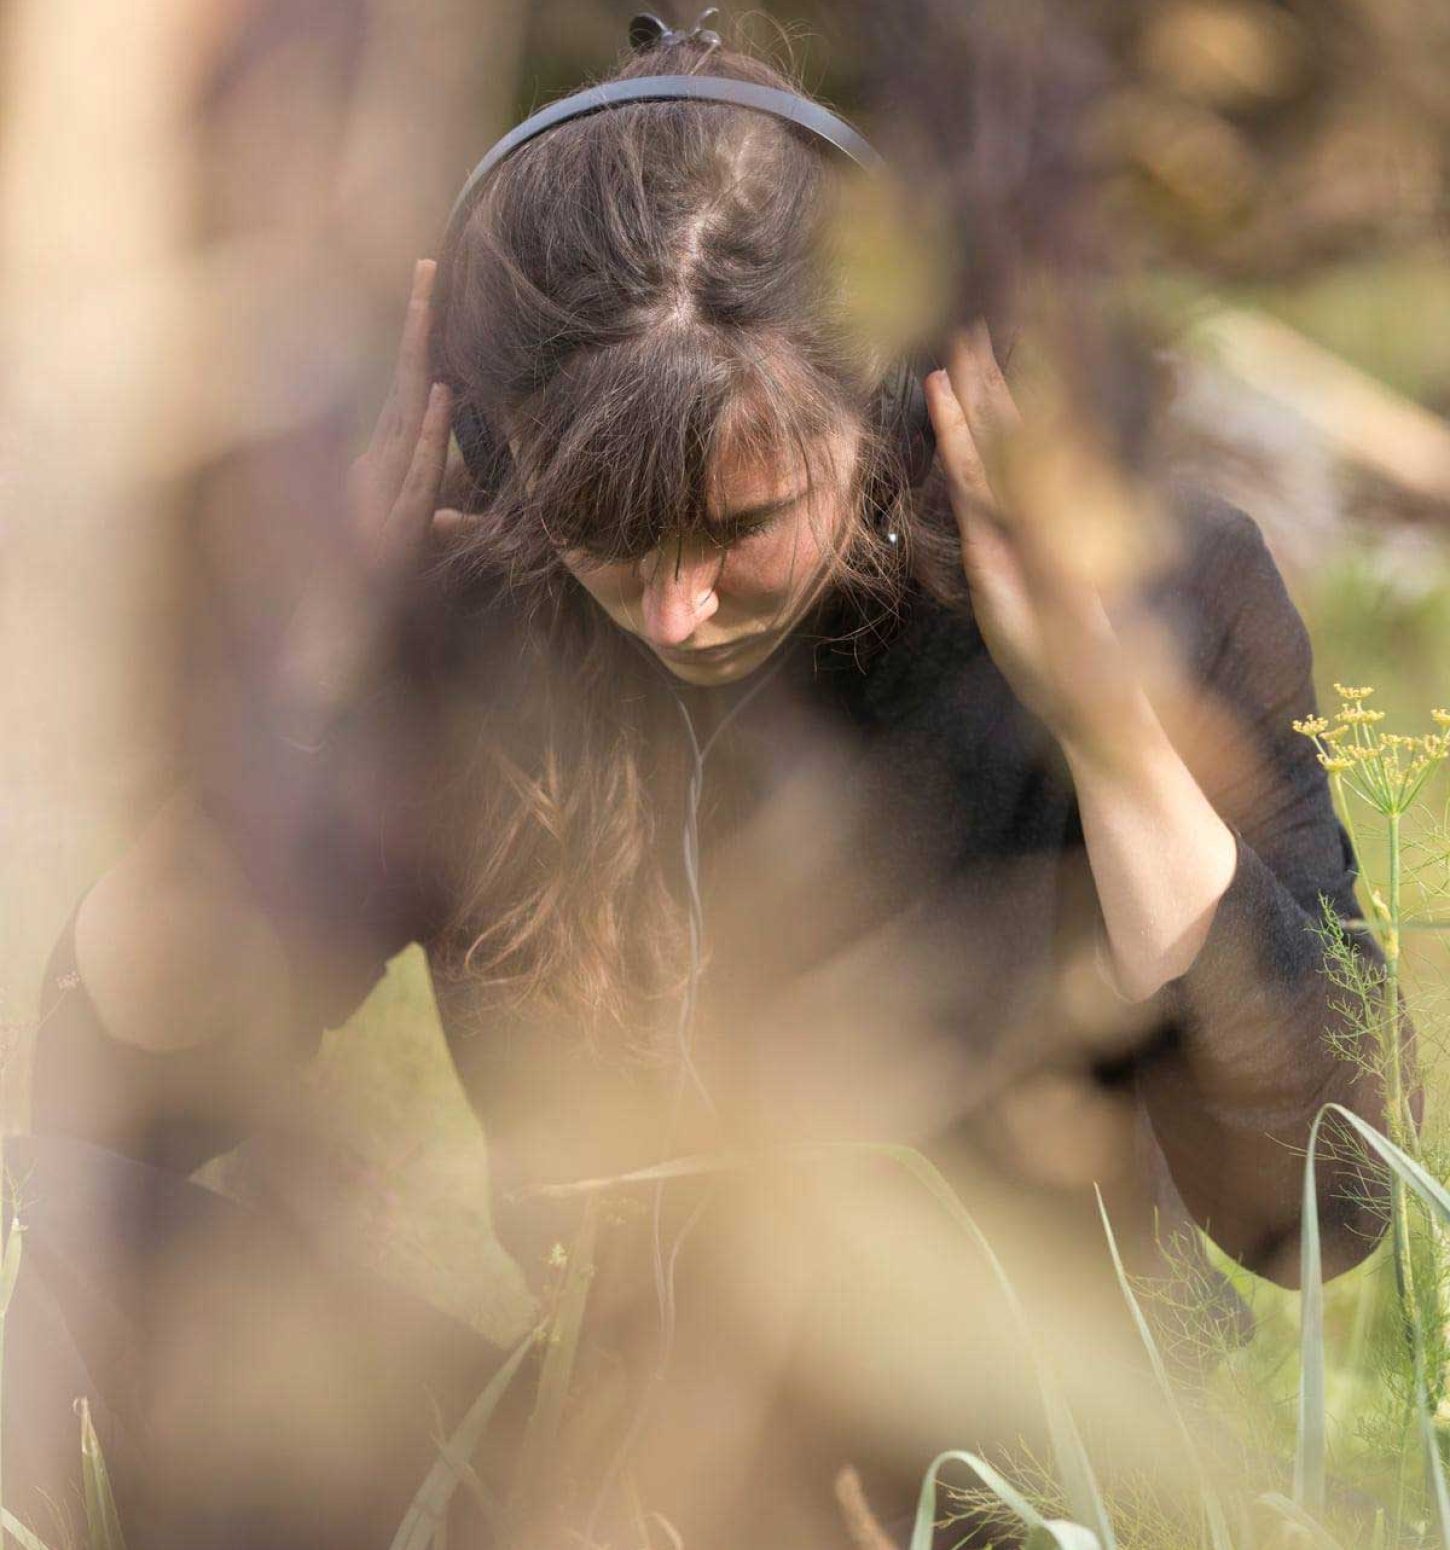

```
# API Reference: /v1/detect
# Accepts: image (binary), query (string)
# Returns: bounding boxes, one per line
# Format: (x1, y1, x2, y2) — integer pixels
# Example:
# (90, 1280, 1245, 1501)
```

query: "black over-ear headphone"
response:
(429, 47, 941, 513)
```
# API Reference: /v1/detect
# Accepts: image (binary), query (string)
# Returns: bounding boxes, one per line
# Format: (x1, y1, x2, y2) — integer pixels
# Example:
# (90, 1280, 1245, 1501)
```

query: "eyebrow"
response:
(709, 482, 814, 534)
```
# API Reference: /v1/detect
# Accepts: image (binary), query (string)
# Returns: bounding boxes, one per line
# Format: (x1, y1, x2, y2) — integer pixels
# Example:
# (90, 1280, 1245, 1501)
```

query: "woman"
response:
(14, 18, 1410, 1550)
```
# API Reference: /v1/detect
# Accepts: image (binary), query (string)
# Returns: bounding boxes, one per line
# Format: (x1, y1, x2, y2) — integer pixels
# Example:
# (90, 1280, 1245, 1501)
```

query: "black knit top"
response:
(31, 484, 1410, 1302)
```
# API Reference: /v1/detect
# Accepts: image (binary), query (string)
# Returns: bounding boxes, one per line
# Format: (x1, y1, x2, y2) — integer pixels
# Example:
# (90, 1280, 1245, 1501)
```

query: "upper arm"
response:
(1154, 491, 1356, 921)
(74, 789, 295, 1055)
(34, 776, 426, 1172)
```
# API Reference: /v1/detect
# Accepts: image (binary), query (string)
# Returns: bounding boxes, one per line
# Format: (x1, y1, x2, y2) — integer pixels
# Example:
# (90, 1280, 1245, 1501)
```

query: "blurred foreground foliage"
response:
(2, 0, 1448, 1544)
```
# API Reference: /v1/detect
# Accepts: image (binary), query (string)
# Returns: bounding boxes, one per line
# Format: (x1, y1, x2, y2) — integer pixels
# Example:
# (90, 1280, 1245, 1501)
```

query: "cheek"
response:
(721, 514, 837, 598)
(718, 548, 788, 599)
(738, 533, 837, 604)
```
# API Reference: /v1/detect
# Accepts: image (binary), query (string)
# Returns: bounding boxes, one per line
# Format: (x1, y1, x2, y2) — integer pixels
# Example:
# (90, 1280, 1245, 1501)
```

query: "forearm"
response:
(1060, 698, 1401, 1282)
(1131, 826, 1403, 1282)
(1060, 691, 1238, 1006)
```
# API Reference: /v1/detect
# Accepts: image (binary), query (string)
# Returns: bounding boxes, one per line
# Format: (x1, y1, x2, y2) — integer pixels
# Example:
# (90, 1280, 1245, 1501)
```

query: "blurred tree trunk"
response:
(0, 0, 522, 1130)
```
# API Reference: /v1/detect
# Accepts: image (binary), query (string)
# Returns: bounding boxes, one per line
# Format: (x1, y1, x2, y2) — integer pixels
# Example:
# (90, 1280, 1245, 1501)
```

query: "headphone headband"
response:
(441, 75, 884, 257)
(436, 65, 938, 502)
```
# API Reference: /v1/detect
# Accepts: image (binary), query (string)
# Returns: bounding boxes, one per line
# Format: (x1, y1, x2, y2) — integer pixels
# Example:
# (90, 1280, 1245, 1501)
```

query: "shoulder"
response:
(1152, 483, 1287, 605)
(1146, 483, 1311, 692)
(829, 577, 991, 729)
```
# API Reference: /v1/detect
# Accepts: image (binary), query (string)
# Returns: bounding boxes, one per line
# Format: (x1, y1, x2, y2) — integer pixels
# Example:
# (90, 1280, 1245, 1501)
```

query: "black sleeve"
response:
(1133, 492, 1416, 1287)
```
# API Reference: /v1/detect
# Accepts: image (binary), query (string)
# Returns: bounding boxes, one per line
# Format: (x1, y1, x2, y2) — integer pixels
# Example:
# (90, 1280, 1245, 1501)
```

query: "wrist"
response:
(1056, 685, 1169, 784)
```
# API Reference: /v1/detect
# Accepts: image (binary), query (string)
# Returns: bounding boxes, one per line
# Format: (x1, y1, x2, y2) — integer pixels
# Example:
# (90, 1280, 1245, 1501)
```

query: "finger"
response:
(369, 259, 439, 497)
(430, 508, 470, 539)
(383, 381, 452, 561)
(928, 363, 1072, 617)
(370, 261, 430, 433)
(947, 321, 1021, 478)
(394, 258, 438, 437)
(957, 321, 1072, 585)
(924, 367, 996, 531)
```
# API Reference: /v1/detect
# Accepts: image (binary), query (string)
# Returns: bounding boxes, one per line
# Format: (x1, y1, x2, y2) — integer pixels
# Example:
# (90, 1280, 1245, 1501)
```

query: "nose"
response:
(638, 545, 721, 648)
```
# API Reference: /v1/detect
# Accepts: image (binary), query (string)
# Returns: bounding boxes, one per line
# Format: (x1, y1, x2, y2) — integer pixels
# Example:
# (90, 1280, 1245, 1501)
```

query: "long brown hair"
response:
(422, 26, 964, 1050)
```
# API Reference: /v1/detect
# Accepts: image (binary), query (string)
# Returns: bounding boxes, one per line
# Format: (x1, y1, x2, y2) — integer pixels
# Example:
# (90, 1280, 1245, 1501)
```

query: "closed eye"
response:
(723, 510, 785, 544)
(707, 485, 812, 547)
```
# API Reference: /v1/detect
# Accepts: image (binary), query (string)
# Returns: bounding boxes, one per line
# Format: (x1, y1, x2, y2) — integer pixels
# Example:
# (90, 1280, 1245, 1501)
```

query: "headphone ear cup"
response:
(430, 258, 513, 504)
(453, 395, 514, 503)
(898, 349, 940, 489)
(871, 355, 939, 499)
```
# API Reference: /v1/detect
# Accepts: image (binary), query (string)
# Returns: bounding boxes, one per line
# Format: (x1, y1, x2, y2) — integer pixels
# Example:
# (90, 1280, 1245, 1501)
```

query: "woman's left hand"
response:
(923, 322, 1160, 760)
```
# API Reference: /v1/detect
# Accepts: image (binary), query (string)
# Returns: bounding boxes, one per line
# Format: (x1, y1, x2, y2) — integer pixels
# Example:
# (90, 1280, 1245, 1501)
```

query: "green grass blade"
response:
(507, 1196, 601, 1528)
(1025, 1531, 1101, 1550)
(77, 1397, 127, 1550)
(1296, 1103, 1450, 1545)
(1423, 1398, 1450, 1550)
(539, 1143, 1117, 1548)
(531, 1151, 753, 1196)
(870, 1147, 1115, 1549)
(1, 1171, 67, 1550)
(1326, 1104, 1450, 1221)
(389, 1329, 536, 1550)
(0, 1200, 23, 1550)
(909, 1450, 1100, 1550)
(1094, 1186, 1234, 1550)
(1, 1510, 59, 1550)
(1295, 1108, 1328, 1513)
(1370, 1505, 1387, 1549)
(1257, 1490, 1348, 1547)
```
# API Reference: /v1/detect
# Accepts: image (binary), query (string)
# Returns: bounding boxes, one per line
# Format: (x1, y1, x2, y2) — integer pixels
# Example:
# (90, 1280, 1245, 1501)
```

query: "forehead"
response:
(707, 424, 859, 512)
(546, 415, 862, 565)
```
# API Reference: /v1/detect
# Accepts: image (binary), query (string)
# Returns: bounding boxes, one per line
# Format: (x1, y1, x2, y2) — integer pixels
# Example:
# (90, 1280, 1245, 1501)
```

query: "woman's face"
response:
(559, 426, 861, 686)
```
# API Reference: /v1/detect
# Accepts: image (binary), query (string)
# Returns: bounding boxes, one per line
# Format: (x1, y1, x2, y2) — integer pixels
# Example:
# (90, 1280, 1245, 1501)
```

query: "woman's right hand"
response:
(345, 256, 463, 588)
(275, 257, 460, 733)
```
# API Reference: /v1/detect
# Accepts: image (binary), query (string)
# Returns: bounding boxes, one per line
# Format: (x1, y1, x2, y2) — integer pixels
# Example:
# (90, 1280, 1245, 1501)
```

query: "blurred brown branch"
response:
(1187, 307, 1450, 511)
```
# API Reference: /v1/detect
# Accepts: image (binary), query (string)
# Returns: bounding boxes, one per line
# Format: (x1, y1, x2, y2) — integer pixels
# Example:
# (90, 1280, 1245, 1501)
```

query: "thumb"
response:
(430, 508, 470, 540)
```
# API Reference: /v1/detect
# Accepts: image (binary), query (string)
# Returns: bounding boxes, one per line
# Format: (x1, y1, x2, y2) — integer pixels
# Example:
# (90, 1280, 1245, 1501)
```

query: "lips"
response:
(656, 635, 770, 662)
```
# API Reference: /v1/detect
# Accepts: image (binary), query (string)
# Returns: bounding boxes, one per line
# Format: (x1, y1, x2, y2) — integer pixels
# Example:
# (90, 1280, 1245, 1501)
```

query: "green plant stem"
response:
(1380, 807, 1450, 1444)
(1384, 811, 1409, 1153)
(1331, 770, 1428, 1437)
(1333, 773, 1363, 898)
(1393, 1404, 1412, 1545)
(1365, 813, 1427, 1450)
(1381, 809, 1433, 1429)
